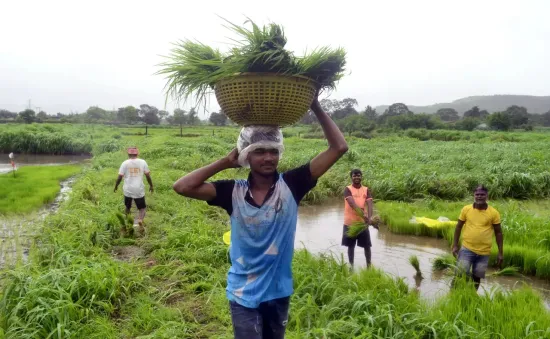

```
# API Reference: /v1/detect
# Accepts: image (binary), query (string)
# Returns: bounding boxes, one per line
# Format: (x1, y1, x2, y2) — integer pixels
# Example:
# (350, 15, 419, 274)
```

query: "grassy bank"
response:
(0, 165, 82, 215)
(0, 125, 549, 338)
(377, 199, 550, 279)
(3, 124, 550, 201)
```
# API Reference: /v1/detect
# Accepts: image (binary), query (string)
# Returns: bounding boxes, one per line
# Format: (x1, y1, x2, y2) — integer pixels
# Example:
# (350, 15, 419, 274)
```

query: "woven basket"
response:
(214, 73, 318, 126)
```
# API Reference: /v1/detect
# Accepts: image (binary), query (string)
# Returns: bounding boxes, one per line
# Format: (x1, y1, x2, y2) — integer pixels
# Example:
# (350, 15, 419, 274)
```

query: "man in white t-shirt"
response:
(114, 147, 154, 235)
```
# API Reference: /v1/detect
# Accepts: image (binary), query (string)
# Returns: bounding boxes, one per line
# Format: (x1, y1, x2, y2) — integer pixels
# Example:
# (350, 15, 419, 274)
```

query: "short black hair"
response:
(350, 169, 362, 178)
(474, 185, 488, 193)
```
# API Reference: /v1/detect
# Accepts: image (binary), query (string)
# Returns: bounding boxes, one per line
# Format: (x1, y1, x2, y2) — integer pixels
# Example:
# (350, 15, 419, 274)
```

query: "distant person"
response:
(114, 147, 154, 236)
(343, 169, 376, 270)
(173, 95, 348, 339)
(452, 185, 503, 290)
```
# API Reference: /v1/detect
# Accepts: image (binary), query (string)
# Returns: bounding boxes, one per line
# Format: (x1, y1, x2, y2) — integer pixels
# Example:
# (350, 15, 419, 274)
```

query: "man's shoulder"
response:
(487, 205, 500, 214)
(462, 204, 473, 212)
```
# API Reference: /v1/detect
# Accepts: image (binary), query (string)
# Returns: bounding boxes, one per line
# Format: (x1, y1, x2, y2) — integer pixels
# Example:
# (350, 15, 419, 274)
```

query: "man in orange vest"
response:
(343, 169, 376, 269)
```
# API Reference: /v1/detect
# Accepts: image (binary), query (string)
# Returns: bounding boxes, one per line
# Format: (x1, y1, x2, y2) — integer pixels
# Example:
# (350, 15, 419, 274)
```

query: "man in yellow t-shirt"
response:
(452, 185, 504, 290)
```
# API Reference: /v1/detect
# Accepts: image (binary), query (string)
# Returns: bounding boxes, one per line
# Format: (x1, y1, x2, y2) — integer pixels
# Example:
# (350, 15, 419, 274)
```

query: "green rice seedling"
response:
(489, 266, 521, 277)
(295, 46, 347, 90)
(0, 165, 81, 215)
(115, 212, 126, 227)
(432, 254, 456, 271)
(157, 18, 346, 106)
(345, 207, 367, 238)
(409, 255, 422, 277)
(345, 221, 367, 238)
(156, 39, 225, 105)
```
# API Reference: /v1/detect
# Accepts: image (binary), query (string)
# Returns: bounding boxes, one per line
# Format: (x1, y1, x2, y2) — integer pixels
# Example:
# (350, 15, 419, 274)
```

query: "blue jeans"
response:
(229, 297, 290, 339)
(457, 247, 490, 279)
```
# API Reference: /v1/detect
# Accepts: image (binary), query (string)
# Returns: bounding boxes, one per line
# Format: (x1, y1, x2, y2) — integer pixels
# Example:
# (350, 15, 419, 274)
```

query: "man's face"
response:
(248, 148, 280, 176)
(474, 190, 487, 204)
(351, 173, 362, 185)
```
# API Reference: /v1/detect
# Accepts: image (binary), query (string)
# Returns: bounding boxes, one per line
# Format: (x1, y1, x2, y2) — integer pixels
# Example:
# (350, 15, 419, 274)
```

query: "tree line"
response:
(2, 100, 550, 132)
(0, 104, 230, 126)
(299, 99, 550, 134)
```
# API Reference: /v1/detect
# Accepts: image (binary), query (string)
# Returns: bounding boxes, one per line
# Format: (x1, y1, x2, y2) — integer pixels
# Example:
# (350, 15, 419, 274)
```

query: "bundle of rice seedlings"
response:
(346, 221, 367, 238)
(432, 254, 456, 271)
(157, 40, 225, 105)
(346, 207, 367, 238)
(489, 266, 521, 277)
(409, 255, 422, 278)
(296, 46, 347, 90)
(157, 17, 347, 107)
(370, 215, 381, 228)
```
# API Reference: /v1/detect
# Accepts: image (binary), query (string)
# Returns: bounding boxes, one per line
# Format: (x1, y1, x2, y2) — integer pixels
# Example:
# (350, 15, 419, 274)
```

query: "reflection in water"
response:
(296, 199, 550, 306)
(0, 153, 91, 174)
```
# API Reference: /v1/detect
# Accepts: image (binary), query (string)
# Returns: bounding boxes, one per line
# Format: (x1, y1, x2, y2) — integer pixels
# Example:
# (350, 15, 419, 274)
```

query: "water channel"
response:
(295, 199, 550, 307)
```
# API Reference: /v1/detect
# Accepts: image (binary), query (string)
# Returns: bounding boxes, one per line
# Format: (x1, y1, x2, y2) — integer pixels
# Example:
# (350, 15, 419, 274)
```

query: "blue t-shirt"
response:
(207, 164, 317, 308)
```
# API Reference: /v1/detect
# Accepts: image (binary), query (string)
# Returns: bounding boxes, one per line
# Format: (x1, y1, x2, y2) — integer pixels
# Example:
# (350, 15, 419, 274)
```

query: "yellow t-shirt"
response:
(459, 204, 501, 255)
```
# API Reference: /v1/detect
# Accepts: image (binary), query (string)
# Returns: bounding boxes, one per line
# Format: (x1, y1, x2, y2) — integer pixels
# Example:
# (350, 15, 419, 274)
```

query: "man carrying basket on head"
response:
(173, 94, 348, 339)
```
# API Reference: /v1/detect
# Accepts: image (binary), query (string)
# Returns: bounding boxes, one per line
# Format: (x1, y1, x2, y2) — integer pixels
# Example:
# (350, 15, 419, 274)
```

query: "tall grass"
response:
(1, 124, 550, 337)
(0, 131, 92, 154)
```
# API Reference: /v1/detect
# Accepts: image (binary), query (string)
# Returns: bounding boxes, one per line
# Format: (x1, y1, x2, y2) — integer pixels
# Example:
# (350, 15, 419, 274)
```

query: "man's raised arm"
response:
(173, 149, 239, 201)
(309, 97, 348, 180)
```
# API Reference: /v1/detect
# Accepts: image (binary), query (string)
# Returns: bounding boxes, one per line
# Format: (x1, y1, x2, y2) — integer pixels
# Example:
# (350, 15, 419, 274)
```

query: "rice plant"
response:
(409, 255, 422, 278)
(157, 17, 346, 105)
(489, 266, 521, 277)
(432, 254, 457, 271)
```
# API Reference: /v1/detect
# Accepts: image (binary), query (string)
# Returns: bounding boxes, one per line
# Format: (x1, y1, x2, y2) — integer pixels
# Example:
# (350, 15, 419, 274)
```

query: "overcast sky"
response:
(1, 0, 549, 118)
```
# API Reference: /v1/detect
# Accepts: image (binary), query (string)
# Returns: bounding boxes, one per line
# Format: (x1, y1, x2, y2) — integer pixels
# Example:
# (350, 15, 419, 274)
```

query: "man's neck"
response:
(352, 183, 362, 188)
(474, 202, 488, 210)
(250, 172, 276, 190)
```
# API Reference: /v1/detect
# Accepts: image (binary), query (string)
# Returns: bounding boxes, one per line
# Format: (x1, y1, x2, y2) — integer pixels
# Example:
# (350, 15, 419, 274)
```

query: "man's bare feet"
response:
(136, 219, 145, 237)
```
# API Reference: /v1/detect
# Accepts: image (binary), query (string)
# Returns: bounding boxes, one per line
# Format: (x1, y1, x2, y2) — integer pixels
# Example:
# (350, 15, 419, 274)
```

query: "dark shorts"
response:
(229, 297, 289, 339)
(124, 196, 146, 210)
(456, 247, 489, 279)
(342, 225, 372, 248)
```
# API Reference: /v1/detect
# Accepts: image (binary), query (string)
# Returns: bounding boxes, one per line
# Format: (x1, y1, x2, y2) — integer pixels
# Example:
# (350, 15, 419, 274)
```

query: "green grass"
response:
(1, 124, 550, 338)
(0, 126, 93, 154)
(0, 165, 81, 214)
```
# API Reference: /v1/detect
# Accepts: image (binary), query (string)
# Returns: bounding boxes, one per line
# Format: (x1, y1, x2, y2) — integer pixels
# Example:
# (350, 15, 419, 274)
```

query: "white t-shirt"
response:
(118, 158, 150, 198)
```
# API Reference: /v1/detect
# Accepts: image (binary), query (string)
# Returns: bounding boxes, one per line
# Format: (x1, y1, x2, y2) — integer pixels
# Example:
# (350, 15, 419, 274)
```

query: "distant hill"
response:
(375, 95, 550, 115)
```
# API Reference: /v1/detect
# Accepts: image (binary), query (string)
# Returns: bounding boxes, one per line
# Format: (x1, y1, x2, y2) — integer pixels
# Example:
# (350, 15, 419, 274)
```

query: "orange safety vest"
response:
(344, 185, 368, 225)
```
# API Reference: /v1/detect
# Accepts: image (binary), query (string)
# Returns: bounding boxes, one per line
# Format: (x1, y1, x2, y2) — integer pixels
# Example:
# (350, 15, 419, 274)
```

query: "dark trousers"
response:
(229, 297, 290, 339)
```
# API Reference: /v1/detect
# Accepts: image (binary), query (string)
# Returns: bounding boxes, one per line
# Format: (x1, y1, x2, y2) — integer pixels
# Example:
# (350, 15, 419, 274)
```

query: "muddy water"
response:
(0, 153, 91, 174)
(295, 200, 550, 306)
